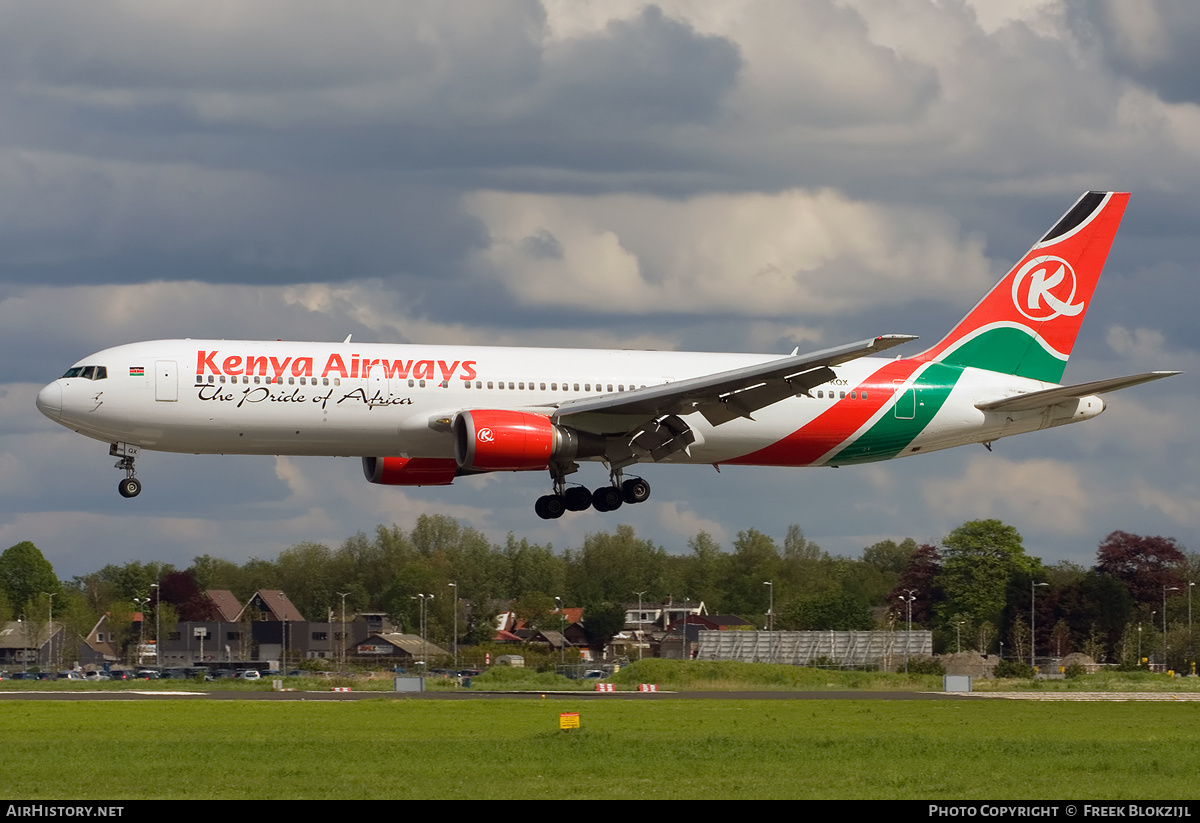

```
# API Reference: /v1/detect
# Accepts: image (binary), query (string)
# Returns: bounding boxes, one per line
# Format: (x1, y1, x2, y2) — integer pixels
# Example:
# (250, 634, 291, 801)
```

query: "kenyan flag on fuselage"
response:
(915, 191, 1129, 384)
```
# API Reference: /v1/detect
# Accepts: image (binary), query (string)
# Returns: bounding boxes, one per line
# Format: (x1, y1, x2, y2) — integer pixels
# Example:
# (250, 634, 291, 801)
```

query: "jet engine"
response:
(453, 410, 604, 471)
(362, 456, 459, 486)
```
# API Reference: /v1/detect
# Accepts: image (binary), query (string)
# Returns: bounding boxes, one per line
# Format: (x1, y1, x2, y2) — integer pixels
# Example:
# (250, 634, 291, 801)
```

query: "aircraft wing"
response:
(975, 371, 1181, 413)
(550, 334, 917, 429)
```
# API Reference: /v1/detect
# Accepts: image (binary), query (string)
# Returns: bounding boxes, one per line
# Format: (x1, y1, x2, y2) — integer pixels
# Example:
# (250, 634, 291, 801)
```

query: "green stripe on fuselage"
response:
(940, 327, 1066, 383)
(828, 362, 961, 465)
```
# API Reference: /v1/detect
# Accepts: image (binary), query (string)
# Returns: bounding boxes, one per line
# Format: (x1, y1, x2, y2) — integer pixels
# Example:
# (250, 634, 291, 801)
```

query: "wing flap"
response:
(551, 334, 916, 425)
(975, 371, 1180, 413)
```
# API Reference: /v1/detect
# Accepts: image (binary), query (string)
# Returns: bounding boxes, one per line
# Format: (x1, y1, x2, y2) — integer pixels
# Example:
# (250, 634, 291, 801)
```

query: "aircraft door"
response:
(892, 379, 914, 419)
(368, 367, 394, 408)
(155, 360, 178, 402)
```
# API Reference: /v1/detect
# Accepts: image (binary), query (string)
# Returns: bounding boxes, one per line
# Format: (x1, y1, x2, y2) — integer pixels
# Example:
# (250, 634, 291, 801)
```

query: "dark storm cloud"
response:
(0, 2, 744, 290)
(1069, 0, 1200, 106)
(539, 5, 741, 128)
(0, 158, 488, 287)
(0, 2, 737, 171)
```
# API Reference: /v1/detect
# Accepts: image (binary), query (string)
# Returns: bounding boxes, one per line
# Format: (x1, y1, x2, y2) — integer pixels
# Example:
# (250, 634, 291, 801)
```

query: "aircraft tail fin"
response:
(918, 191, 1129, 384)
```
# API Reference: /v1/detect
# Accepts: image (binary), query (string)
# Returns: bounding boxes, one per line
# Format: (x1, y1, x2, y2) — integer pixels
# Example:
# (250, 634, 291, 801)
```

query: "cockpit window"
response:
(61, 365, 108, 380)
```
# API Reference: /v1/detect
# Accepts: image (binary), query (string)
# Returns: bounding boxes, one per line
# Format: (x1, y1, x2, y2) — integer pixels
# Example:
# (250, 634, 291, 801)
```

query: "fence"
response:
(695, 630, 932, 669)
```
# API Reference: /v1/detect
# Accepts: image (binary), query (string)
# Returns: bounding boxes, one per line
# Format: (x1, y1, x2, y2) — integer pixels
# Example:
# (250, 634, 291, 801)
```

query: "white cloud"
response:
(464, 188, 992, 317)
(1106, 324, 1166, 360)
(1129, 477, 1200, 527)
(921, 455, 1090, 534)
(655, 500, 729, 546)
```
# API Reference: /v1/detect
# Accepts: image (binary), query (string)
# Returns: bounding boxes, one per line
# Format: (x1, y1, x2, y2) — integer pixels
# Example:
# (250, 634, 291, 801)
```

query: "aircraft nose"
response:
(36, 382, 62, 422)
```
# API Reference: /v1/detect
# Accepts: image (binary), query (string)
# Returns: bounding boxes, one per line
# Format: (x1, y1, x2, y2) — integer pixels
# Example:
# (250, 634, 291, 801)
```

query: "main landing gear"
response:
(111, 442, 142, 498)
(535, 469, 650, 520)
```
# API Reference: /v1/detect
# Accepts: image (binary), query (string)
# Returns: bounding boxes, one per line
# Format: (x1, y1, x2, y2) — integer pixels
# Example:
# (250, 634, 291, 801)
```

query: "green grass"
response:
(1, 699, 1197, 799)
(610, 659, 946, 691)
(8, 661, 1200, 694)
(6, 661, 1200, 694)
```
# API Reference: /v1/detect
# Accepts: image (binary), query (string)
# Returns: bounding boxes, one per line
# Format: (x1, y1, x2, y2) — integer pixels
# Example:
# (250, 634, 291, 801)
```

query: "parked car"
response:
(237, 670, 261, 680)
(57, 670, 87, 681)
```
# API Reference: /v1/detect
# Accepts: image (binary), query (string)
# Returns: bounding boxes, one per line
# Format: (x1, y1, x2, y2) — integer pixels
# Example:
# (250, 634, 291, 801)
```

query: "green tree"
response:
(567, 525, 666, 606)
(722, 529, 780, 617)
(0, 541, 61, 620)
(677, 531, 723, 608)
(512, 591, 556, 630)
(581, 601, 627, 658)
(862, 538, 918, 575)
(779, 591, 873, 630)
(189, 554, 244, 592)
(936, 520, 1035, 628)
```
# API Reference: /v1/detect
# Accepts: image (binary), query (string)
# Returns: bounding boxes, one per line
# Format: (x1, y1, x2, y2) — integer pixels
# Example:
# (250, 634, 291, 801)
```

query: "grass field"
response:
(4, 659, 1200, 693)
(2, 698, 1198, 799)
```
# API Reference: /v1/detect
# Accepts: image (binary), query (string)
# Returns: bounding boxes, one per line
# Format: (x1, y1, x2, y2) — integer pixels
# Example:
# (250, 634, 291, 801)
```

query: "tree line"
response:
(2, 515, 1197, 668)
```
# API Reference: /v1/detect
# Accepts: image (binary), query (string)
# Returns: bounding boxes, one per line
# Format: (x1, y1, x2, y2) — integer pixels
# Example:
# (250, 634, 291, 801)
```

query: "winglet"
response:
(871, 334, 919, 352)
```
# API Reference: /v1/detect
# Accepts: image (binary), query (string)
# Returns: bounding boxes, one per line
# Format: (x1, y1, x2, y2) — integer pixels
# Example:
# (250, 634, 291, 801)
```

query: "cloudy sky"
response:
(3, 0, 1197, 577)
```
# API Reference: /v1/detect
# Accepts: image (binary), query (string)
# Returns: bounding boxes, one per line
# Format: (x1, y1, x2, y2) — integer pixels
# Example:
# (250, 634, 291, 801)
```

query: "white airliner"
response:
(37, 192, 1177, 519)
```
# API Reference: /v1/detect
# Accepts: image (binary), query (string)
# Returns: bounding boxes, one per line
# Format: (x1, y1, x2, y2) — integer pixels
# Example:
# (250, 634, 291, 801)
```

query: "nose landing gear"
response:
(110, 442, 142, 498)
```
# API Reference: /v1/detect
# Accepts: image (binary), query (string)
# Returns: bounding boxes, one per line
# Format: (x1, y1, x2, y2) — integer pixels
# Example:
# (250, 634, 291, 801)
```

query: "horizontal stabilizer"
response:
(975, 371, 1180, 413)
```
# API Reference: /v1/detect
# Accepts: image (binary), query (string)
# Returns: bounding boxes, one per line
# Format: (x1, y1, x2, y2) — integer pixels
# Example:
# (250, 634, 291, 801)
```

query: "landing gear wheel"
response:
(592, 485, 623, 513)
(563, 486, 592, 512)
(535, 494, 565, 520)
(118, 477, 142, 498)
(621, 477, 651, 505)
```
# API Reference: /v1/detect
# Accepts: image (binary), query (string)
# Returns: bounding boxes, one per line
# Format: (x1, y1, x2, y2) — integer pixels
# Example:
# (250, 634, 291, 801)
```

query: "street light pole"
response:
(634, 591, 646, 661)
(677, 596, 689, 661)
(554, 596, 565, 667)
(44, 592, 56, 670)
(150, 582, 160, 668)
(1031, 581, 1048, 670)
(763, 581, 774, 664)
(277, 592, 288, 674)
(897, 590, 916, 673)
(416, 594, 433, 674)
(1164, 585, 1180, 665)
(337, 592, 350, 673)
(448, 582, 458, 670)
(133, 596, 148, 667)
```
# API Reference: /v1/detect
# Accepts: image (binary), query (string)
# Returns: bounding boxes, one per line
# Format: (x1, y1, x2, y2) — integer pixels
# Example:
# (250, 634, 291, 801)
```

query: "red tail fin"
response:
(918, 192, 1129, 383)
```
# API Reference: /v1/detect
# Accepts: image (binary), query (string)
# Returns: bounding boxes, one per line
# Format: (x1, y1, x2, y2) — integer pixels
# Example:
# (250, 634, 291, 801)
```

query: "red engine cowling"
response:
(453, 410, 559, 471)
(362, 456, 459, 486)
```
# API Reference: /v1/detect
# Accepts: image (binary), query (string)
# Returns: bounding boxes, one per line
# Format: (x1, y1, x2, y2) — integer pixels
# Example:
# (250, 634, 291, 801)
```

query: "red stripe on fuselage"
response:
(724, 359, 924, 467)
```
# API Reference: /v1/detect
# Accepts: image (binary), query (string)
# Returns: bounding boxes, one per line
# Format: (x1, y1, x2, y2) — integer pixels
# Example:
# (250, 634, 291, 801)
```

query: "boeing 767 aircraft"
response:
(36, 192, 1177, 519)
